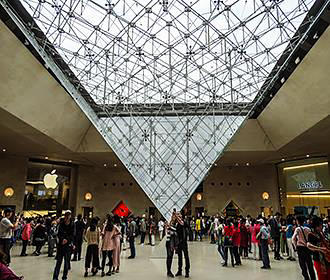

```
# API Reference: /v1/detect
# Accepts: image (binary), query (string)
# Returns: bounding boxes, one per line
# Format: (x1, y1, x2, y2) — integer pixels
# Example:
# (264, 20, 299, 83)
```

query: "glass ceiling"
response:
(21, 0, 315, 111)
(12, 0, 318, 219)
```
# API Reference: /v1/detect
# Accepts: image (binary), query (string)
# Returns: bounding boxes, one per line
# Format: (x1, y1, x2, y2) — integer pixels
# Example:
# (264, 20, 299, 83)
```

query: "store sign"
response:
(297, 180, 323, 191)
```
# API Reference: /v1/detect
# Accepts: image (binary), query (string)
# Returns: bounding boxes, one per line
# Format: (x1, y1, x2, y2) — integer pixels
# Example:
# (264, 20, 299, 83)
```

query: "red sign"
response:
(112, 201, 132, 217)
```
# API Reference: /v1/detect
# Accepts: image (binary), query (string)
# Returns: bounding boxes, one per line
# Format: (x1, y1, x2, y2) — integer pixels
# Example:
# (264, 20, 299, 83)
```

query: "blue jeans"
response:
(53, 250, 70, 280)
(217, 243, 225, 261)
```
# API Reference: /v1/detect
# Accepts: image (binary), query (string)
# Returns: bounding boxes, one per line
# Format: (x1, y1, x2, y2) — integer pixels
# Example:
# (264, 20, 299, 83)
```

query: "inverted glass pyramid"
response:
(105, 115, 244, 220)
(10, 0, 316, 219)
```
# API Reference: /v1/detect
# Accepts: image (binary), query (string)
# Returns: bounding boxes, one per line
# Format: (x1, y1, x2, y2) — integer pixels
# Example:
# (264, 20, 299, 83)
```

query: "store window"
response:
(278, 158, 330, 217)
(23, 160, 72, 216)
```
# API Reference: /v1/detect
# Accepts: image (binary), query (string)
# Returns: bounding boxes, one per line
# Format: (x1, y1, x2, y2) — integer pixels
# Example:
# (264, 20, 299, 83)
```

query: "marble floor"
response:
(10, 241, 304, 280)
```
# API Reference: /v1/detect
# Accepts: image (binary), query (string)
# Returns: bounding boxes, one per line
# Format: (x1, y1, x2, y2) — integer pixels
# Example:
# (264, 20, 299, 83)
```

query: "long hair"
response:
(105, 216, 114, 232)
(90, 218, 98, 232)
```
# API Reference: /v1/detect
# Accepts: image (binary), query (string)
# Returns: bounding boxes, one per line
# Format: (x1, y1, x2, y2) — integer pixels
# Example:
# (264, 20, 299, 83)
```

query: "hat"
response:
(64, 210, 72, 216)
(257, 218, 264, 224)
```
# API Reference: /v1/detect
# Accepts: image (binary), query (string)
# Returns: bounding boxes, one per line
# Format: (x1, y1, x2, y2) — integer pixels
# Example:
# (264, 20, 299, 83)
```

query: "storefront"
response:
(23, 160, 75, 217)
(278, 157, 330, 217)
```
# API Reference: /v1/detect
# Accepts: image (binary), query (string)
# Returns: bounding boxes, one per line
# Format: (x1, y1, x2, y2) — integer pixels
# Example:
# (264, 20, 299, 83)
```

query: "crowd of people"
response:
(1, 208, 330, 279)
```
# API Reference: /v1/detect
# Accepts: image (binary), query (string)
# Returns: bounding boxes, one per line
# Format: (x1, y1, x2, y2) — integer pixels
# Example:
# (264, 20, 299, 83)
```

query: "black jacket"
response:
(57, 219, 75, 254)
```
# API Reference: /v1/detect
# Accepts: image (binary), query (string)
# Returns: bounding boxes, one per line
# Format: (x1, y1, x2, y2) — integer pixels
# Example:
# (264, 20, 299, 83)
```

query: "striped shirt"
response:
(166, 225, 176, 242)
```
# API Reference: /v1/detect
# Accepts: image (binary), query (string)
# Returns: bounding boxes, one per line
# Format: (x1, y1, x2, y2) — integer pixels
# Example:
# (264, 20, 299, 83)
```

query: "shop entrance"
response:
(83, 207, 93, 219)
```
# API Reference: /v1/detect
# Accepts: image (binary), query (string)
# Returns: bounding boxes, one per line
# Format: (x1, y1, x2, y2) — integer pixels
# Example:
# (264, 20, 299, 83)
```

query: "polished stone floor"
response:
(10, 241, 304, 280)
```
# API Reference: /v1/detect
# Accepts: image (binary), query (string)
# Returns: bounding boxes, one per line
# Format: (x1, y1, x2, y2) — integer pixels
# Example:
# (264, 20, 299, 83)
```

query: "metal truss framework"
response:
(3, 0, 323, 219)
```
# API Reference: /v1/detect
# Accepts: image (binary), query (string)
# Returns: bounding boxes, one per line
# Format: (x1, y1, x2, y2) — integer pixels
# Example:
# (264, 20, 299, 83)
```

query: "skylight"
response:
(21, 0, 315, 111)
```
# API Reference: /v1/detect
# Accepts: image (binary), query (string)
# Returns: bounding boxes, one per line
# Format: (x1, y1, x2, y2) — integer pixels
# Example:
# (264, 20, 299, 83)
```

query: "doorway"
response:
(83, 207, 93, 219)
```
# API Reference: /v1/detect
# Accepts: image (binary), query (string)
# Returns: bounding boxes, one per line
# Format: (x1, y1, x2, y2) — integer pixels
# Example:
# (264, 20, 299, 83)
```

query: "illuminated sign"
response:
(297, 180, 323, 191)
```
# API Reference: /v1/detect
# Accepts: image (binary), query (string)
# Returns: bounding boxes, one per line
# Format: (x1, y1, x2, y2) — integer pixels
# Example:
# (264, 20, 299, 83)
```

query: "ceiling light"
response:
(26, 181, 44, 185)
(281, 158, 285, 161)
(214, 163, 218, 167)
(235, 163, 239, 166)
(45, 156, 49, 160)
(2, 149, 6, 152)
(306, 154, 310, 158)
(68, 160, 72, 163)
(280, 77, 286, 84)
(114, 163, 117, 167)
(295, 57, 300, 64)
(287, 194, 330, 198)
(283, 162, 328, 171)
(246, 163, 250, 166)
(301, 191, 330, 195)
(103, 163, 107, 167)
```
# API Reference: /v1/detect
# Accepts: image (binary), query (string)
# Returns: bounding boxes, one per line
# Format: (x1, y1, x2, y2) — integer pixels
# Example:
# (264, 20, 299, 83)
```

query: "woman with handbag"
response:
(307, 216, 330, 280)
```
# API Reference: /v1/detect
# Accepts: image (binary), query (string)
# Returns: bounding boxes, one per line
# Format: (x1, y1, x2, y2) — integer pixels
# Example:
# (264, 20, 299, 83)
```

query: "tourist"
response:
(286, 217, 295, 261)
(251, 219, 260, 260)
(121, 218, 128, 251)
(140, 214, 146, 245)
(0, 209, 18, 265)
(149, 216, 156, 246)
(72, 214, 86, 261)
(232, 221, 241, 265)
(280, 218, 287, 257)
(239, 218, 249, 258)
(223, 218, 234, 267)
(209, 217, 216, 244)
(32, 218, 47, 256)
(48, 217, 58, 258)
(53, 210, 75, 280)
(257, 218, 271, 269)
(112, 215, 122, 273)
(158, 218, 165, 241)
(217, 218, 225, 264)
(307, 216, 330, 280)
(84, 218, 100, 277)
(293, 215, 316, 280)
(189, 217, 195, 242)
(166, 214, 177, 278)
(195, 215, 202, 241)
(127, 216, 137, 259)
(269, 212, 282, 260)
(100, 216, 115, 277)
(176, 212, 190, 278)
(20, 218, 32, 256)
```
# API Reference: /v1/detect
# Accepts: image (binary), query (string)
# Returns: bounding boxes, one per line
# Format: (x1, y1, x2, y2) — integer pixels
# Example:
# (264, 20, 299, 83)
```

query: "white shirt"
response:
(0, 217, 13, 239)
(158, 220, 164, 231)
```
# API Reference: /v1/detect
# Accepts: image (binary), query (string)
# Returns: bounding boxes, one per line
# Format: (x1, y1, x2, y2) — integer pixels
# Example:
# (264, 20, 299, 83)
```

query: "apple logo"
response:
(43, 169, 58, 189)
